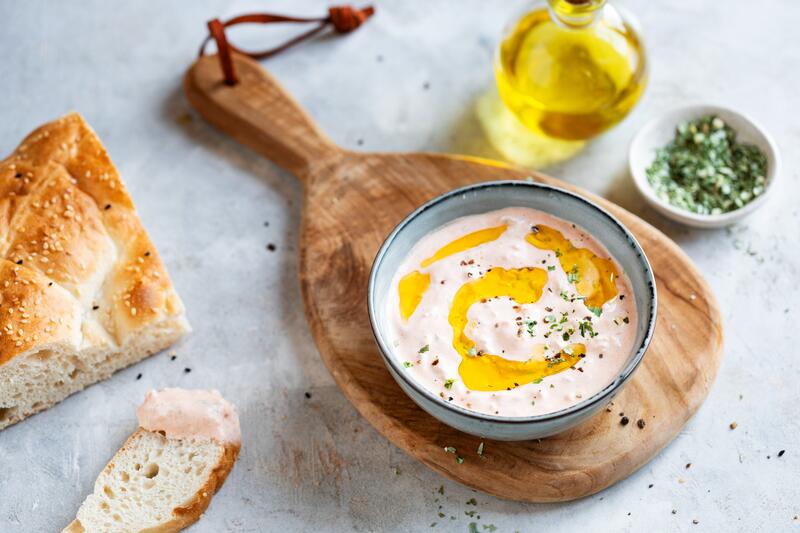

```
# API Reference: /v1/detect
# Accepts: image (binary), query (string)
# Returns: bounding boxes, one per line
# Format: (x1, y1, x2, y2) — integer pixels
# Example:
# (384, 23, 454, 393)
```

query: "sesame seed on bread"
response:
(0, 113, 190, 429)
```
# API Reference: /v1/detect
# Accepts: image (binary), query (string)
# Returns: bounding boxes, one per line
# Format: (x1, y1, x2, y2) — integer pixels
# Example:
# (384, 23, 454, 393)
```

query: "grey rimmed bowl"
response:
(368, 181, 657, 441)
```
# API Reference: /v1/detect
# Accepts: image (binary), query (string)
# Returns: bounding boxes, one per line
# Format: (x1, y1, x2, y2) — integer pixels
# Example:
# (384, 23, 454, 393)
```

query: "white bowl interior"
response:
(629, 105, 779, 228)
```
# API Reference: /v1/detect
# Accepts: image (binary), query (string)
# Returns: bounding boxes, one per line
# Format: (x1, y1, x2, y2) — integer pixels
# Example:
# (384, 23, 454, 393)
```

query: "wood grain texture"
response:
(185, 53, 723, 502)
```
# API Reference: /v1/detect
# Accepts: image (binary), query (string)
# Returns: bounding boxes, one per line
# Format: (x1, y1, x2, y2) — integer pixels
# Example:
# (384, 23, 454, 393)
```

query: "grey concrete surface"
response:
(0, 1, 797, 532)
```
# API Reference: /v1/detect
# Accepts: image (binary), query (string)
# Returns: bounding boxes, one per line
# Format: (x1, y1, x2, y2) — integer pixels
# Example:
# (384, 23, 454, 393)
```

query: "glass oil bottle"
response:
(495, 0, 647, 141)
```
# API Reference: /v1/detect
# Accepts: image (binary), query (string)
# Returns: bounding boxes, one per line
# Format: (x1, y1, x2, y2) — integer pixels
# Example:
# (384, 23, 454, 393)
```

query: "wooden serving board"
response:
(185, 54, 723, 502)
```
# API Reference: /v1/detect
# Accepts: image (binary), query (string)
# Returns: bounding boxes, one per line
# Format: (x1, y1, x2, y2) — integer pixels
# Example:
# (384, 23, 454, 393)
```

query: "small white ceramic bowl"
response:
(629, 105, 779, 228)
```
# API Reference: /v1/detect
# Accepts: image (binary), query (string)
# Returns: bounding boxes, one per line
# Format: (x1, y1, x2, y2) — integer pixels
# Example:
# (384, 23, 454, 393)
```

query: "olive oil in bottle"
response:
(495, 0, 646, 141)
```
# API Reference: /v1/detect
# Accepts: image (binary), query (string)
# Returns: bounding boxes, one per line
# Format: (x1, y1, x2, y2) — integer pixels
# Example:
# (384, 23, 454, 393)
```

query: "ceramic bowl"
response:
(367, 181, 657, 441)
(629, 104, 779, 228)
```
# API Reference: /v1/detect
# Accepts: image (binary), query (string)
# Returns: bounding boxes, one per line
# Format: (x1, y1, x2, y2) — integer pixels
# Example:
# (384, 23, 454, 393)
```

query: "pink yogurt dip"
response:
(137, 388, 241, 444)
(385, 207, 638, 417)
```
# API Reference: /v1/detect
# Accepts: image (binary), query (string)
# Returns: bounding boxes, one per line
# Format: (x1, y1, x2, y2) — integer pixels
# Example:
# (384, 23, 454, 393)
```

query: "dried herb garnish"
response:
(567, 265, 580, 283)
(646, 115, 767, 215)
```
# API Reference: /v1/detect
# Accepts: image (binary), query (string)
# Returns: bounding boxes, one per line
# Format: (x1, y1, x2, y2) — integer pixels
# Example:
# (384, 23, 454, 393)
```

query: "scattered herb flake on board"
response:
(477, 441, 485, 456)
(456, 456, 464, 464)
(645, 115, 768, 215)
(175, 113, 193, 125)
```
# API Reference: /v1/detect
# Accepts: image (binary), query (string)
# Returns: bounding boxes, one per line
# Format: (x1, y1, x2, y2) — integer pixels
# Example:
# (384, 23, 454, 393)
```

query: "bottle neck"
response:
(548, 0, 606, 28)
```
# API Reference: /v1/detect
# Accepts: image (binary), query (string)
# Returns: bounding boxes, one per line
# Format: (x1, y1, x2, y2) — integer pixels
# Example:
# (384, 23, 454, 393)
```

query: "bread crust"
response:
(148, 441, 241, 533)
(0, 113, 189, 428)
(66, 428, 241, 533)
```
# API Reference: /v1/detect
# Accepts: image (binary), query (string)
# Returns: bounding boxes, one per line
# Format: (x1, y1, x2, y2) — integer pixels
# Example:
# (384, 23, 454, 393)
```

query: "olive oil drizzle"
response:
(397, 223, 620, 391)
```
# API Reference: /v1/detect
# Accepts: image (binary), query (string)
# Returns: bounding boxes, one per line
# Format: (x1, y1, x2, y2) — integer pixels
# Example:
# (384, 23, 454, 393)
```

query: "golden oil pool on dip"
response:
(385, 207, 638, 417)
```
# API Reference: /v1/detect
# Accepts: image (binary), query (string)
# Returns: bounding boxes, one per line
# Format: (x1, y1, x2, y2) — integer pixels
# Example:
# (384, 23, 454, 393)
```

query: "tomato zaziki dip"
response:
(385, 207, 637, 417)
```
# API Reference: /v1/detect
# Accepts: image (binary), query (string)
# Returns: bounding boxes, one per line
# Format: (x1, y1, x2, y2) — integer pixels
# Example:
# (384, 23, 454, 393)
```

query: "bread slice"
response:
(63, 428, 239, 533)
(0, 113, 190, 429)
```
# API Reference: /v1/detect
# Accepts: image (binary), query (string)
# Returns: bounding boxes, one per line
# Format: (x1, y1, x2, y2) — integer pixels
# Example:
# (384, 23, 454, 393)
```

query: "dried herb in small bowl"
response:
(645, 115, 767, 215)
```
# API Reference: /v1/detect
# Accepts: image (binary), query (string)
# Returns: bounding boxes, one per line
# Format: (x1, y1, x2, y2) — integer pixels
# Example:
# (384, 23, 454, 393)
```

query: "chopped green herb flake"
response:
(579, 319, 598, 338)
(588, 306, 603, 317)
(455, 456, 464, 464)
(547, 265, 556, 271)
(403, 361, 413, 368)
(444, 446, 457, 454)
(419, 344, 430, 353)
(444, 379, 455, 389)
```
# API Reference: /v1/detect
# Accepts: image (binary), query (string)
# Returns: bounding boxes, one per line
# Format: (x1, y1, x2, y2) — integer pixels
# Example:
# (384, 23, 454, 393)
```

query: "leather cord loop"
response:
(199, 5, 375, 85)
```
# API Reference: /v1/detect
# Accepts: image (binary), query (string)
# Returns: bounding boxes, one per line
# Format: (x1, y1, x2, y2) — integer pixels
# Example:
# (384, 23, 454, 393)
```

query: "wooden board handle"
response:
(184, 53, 340, 183)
